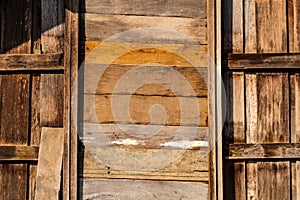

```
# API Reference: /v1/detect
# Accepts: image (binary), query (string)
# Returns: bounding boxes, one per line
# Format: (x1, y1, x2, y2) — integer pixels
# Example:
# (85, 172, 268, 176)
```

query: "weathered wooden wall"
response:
(219, 0, 300, 199)
(79, 0, 209, 199)
(0, 0, 64, 199)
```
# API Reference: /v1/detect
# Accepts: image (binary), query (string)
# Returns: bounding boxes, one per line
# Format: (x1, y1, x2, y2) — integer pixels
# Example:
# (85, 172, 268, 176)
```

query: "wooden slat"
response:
(228, 143, 300, 159)
(0, 146, 39, 161)
(83, 14, 207, 45)
(232, 0, 244, 53)
(81, 179, 208, 200)
(84, 0, 207, 18)
(288, 0, 300, 53)
(227, 53, 300, 69)
(244, 0, 257, 53)
(0, 53, 64, 71)
(35, 128, 64, 200)
(256, 0, 287, 53)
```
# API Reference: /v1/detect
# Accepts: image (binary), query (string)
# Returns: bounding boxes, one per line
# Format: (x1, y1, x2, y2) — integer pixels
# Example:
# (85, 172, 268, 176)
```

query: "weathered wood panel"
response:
(0, 146, 39, 161)
(288, 0, 300, 52)
(84, 0, 207, 18)
(83, 14, 207, 44)
(81, 178, 208, 200)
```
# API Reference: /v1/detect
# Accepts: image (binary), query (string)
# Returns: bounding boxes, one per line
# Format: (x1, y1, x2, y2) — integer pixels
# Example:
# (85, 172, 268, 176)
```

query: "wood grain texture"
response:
(245, 0, 257, 53)
(232, 0, 244, 53)
(81, 178, 208, 200)
(0, 53, 64, 71)
(288, 0, 300, 52)
(229, 143, 300, 159)
(0, 146, 39, 161)
(227, 53, 300, 69)
(84, 0, 207, 18)
(35, 128, 64, 200)
(256, 0, 287, 53)
(84, 94, 208, 126)
(83, 14, 207, 45)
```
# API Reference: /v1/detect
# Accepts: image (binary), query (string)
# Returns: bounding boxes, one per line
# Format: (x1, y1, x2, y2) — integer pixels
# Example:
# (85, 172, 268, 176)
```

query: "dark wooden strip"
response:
(84, 0, 207, 18)
(0, 53, 64, 71)
(228, 144, 300, 159)
(0, 146, 39, 161)
(227, 53, 300, 69)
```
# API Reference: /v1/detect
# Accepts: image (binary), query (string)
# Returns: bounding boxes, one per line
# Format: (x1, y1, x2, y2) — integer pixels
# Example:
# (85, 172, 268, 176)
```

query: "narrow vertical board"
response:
(0, 0, 32, 53)
(244, 0, 257, 53)
(256, 0, 287, 53)
(35, 128, 64, 200)
(233, 72, 246, 200)
(247, 162, 257, 200)
(257, 73, 290, 199)
(41, 0, 64, 53)
(288, 0, 300, 52)
(232, 0, 244, 53)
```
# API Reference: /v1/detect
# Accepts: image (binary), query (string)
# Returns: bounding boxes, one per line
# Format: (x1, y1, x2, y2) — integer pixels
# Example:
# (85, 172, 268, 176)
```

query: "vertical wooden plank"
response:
(288, 0, 300, 52)
(291, 74, 300, 200)
(0, 74, 30, 199)
(244, 0, 257, 53)
(232, 0, 244, 53)
(257, 73, 290, 199)
(64, 0, 79, 199)
(256, 0, 287, 53)
(233, 72, 246, 200)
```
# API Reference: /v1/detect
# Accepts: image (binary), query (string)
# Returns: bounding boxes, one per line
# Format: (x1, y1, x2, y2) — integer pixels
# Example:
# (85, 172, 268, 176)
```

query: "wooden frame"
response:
(208, 0, 223, 199)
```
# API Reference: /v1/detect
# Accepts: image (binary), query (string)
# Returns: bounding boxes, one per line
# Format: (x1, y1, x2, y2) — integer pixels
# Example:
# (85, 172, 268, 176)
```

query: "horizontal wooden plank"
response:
(228, 143, 300, 159)
(0, 53, 64, 71)
(83, 14, 207, 45)
(84, 64, 208, 97)
(81, 146, 208, 181)
(81, 178, 208, 200)
(84, 94, 208, 126)
(85, 42, 208, 66)
(0, 146, 39, 161)
(227, 53, 300, 69)
(84, 0, 207, 18)
(81, 123, 208, 149)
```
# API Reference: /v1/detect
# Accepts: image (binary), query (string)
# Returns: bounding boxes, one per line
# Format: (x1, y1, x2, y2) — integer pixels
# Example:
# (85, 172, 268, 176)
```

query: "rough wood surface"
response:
(244, 0, 257, 53)
(0, 146, 39, 161)
(227, 53, 300, 69)
(229, 143, 300, 159)
(83, 14, 207, 45)
(81, 178, 208, 200)
(35, 128, 64, 200)
(288, 0, 300, 52)
(232, 0, 244, 53)
(84, 0, 207, 18)
(0, 53, 64, 71)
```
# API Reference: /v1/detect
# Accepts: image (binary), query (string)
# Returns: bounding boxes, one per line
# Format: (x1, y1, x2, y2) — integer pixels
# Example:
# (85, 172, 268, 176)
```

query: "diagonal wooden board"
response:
(35, 128, 64, 200)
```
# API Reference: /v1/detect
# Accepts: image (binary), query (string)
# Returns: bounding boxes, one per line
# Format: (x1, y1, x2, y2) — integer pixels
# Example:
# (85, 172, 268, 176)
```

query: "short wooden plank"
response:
(228, 143, 300, 159)
(227, 53, 300, 69)
(247, 163, 257, 199)
(232, 0, 244, 53)
(0, 53, 64, 71)
(81, 178, 208, 200)
(83, 14, 207, 45)
(244, 0, 257, 53)
(84, 0, 207, 18)
(35, 128, 64, 200)
(288, 0, 300, 52)
(84, 94, 208, 126)
(256, 0, 287, 53)
(0, 146, 39, 161)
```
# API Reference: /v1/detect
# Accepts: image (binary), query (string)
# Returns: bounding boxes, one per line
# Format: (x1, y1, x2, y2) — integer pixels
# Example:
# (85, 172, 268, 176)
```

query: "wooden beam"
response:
(227, 53, 300, 69)
(0, 53, 64, 71)
(228, 143, 300, 159)
(35, 128, 64, 200)
(0, 146, 39, 161)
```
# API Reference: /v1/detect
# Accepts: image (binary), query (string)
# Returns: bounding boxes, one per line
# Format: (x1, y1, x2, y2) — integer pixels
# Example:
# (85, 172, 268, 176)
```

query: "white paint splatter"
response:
(160, 141, 208, 148)
(112, 139, 144, 146)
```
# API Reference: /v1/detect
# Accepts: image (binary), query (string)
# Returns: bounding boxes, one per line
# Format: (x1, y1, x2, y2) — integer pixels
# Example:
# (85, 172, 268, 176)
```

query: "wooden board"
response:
(81, 178, 208, 200)
(84, 0, 207, 18)
(83, 14, 207, 45)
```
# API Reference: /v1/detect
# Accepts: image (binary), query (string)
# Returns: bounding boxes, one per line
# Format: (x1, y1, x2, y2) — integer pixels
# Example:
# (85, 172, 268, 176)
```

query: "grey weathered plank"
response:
(84, 0, 207, 18)
(83, 14, 207, 45)
(227, 53, 300, 69)
(0, 53, 64, 71)
(0, 146, 39, 161)
(35, 128, 64, 200)
(228, 143, 300, 159)
(81, 178, 208, 200)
